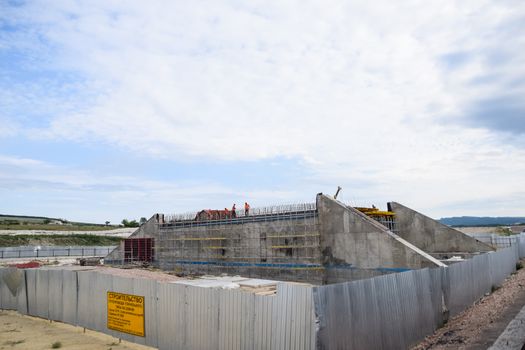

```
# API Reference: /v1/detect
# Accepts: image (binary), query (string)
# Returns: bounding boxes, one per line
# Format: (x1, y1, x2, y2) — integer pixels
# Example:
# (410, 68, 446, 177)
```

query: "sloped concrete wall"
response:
(317, 194, 444, 272)
(388, 202, 494, 254)
(104, 214, 162, 262)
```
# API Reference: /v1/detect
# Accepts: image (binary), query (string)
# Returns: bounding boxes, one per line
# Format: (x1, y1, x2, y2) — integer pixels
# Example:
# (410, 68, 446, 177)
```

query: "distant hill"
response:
(439, 216, 525, 227)
(0, 214, 63, 223)
(0, 214, 107, 227)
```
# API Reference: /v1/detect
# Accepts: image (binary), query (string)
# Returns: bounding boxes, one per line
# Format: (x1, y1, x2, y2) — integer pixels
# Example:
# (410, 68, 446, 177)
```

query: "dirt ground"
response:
(413, 259, 525, 349)
(0, 310, 154, 350)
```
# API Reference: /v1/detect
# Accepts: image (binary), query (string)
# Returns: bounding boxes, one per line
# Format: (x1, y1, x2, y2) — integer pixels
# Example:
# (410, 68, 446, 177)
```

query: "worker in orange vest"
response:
(244, 202, 250, 216)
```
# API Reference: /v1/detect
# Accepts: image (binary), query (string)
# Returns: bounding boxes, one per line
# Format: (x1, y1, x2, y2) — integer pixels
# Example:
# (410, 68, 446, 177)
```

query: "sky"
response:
(1, 1, 524, 223)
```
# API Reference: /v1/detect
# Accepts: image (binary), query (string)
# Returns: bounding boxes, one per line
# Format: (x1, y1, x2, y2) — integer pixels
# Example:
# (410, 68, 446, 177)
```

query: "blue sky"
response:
(1, 1, 524, 223)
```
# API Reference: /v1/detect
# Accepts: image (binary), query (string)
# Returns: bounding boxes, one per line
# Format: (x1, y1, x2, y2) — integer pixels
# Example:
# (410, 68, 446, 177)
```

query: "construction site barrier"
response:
(0, 246, 116, 259)
(0, 267, 316, 350)
(1, 235, 524, 350)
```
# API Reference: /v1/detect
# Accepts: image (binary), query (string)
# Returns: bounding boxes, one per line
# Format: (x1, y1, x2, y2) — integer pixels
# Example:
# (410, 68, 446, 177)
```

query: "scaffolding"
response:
(157, 203, 323, 282)
(351, 205, 398, 233)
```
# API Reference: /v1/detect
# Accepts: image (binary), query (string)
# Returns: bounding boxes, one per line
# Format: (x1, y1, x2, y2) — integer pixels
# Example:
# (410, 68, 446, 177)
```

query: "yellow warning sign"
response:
(107, 291, 145, 337)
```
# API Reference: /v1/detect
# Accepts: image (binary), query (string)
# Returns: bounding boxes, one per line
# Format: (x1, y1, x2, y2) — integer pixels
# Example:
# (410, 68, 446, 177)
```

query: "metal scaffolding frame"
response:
(157, 203, 323, 282)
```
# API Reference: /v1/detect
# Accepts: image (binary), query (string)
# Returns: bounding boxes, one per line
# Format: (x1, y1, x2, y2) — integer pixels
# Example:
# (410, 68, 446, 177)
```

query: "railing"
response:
(164, 202, 317, 223)
(0, 246, 116, 259)
(467, 233, 521, 249)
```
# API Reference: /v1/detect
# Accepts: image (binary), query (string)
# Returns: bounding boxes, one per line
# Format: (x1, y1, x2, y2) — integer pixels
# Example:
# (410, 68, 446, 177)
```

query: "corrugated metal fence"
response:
(313, 244, 522, 350)
(2, 236, 525, 350)
(0, 267, 316, 350)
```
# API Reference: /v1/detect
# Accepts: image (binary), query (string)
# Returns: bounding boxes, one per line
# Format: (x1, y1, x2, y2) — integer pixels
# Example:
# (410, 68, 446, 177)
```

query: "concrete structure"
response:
(318, 195, 443, 283)
(388, 202, 494, 259)
(106, 193, 496, 284)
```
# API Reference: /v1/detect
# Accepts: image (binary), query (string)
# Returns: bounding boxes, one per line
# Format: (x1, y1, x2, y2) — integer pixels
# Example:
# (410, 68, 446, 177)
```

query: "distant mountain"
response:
(439, 216, 525, 227)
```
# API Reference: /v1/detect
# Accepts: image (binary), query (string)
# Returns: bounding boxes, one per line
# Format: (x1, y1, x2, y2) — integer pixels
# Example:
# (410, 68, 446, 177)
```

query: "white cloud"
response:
(3, 1, 525, 217)
(0, 154, 309, 222)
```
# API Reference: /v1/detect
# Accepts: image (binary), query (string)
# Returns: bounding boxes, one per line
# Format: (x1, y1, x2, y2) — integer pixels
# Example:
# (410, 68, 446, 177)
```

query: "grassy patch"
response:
(0, 234, 123, 247)
(51, 341, 62, 348)
(495, 226, 514, 236)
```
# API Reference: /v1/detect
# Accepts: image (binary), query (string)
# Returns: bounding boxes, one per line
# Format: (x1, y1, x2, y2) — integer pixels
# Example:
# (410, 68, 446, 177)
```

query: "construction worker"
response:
(224, 207, 230, 219)
(232, 204, 237, 218)
(244, 202, 250, 216)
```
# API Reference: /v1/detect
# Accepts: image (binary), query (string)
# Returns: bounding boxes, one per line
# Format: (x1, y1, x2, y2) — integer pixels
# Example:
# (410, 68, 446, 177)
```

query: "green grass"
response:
(51, 341, 62, 348)
(0, 224, 120, 231)
(0, 234, 123, 247)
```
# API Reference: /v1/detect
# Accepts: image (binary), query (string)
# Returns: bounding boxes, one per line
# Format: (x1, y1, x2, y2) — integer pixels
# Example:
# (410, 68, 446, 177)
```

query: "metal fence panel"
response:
(16, 269, 28, 315)
(76, 270, 96, 330)
(448, 257, 472, 316)
(24, 269, 37, 316)
(157, 283, 197, 350)
(314, 268, 446, 350)
(489, 246, 517, 287)
(0, 268, 18, 310)
(519, 234, 525, 258)
(254, 291, 280, 350)
(188, 286, 220, 350)
(273, 283, 313, 350)
(34, 268, 49, 319)
(48, 269, 64, 321)
(97, 273, 114, 335)
(132, 277, 158, 348)
(375, 273, 405, 349)
(62, 269, 78, 325)
(219, 288, 243, 350)
(429, 267, 445, 327)
(448, 247, 518, 317)
(156, 283, 177, 350)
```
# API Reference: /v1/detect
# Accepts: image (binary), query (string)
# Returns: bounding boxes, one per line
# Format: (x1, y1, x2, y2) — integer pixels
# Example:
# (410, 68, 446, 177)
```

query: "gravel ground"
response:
(413, 260, 525, 349)
(95, 266, 182, 282)
(0, 257, 81, 267)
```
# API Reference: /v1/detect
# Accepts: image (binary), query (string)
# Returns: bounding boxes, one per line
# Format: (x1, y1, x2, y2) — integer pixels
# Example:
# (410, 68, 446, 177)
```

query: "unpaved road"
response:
(0, 310, 153, 350)
(413, 260, 525, 349)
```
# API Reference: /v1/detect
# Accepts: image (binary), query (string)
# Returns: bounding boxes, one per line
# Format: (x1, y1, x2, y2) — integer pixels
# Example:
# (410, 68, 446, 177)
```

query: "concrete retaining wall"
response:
(389, 202, 494, 255)
(317, 195, 445, 283)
